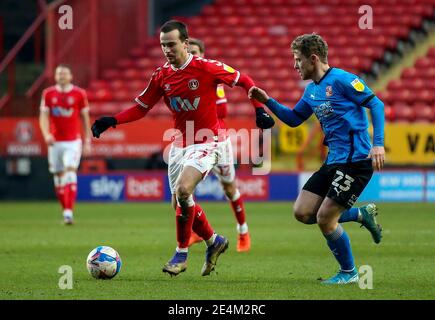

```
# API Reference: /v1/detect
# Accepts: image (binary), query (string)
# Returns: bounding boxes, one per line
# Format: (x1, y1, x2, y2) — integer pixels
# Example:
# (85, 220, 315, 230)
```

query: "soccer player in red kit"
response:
(91, 20, 274, 276)
(188, 38, 251, 252)
(39, 64, 91, 225)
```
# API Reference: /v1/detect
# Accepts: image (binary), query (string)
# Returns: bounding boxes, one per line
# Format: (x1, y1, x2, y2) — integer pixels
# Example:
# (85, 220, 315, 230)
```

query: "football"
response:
(86, 246, 122, 279)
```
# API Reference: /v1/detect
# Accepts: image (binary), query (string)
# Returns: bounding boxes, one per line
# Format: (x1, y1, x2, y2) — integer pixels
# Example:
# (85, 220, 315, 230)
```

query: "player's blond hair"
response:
(291, 33, 328, 63)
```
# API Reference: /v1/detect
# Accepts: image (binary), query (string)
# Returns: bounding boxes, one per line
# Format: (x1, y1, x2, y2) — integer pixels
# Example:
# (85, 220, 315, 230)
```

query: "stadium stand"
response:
(86, 0, 435, 122)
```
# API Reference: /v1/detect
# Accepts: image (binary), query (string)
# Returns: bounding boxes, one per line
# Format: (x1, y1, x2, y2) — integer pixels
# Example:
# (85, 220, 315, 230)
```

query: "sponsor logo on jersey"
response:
(223, 64, 236, 73)
(314, 101, 334, 121)
(169, 96, 200, 112)
(52, 106, 74, 117)
(188, 79, 199, 90)
(351, 79, 365, 92)
(326, 86, 333, 97)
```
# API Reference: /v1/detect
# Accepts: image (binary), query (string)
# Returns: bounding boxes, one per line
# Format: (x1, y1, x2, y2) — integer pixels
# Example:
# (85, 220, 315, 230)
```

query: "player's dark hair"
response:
(189, 38, 205, 54)
(56, 63, 72, 72)
(291, 33, 328, 63)
(160, 20, 189, 42)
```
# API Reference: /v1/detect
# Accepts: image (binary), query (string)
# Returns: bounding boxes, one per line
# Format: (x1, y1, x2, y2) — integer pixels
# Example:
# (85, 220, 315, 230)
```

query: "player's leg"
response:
(293, 164, 332, 224)
(61, 140, 81, 224)
(339, 203, 382, 244)
(214, 138, 250, 252)
(317, 197, 358, 284)
(163, 143, 228, 276)
(221, 178, 250, 252)
(318, 161, 375, 284)
(295, 165, 379, 237)
(48, 142, 69, 222)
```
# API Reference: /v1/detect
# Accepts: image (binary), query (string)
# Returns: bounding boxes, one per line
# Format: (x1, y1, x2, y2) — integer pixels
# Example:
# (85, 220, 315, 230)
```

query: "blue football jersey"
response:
(299, 68, 376, 164)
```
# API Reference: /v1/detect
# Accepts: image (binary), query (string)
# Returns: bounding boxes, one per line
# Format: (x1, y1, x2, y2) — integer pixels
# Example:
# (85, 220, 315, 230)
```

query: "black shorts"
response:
(303, 160, 374, 209)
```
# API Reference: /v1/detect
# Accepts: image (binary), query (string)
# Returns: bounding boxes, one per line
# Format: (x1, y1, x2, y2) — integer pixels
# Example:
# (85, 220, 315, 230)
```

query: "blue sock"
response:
(338, 207, 359, 223)
(323, 224, 355, 272)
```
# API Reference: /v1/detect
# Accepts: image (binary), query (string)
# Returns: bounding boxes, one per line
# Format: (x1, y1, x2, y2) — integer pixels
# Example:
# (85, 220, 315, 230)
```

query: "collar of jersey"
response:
(170, 53, 193, 71)
(314, 67, 333, 85)
(55, 84, 74, 93)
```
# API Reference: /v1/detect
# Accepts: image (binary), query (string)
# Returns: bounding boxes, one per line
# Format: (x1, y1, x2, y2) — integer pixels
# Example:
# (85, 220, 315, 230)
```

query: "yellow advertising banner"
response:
(385, 123, 435, 165)
(279, 123, 309, 153)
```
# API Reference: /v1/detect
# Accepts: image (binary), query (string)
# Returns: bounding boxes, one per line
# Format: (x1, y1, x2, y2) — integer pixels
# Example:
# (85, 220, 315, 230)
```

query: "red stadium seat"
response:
(384, 105, 395, 122)
(414, 104, 435, 122)
(393, 104, 416, 122)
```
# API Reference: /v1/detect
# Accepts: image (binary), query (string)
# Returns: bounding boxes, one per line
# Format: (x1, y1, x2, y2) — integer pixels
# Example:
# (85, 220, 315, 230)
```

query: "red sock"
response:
(230, 196, 246, 225)
(192, 204, 214, 241)
(55, 186, 66, 209)
(176, 205, 195, 248)
(64, 183, 77, 210)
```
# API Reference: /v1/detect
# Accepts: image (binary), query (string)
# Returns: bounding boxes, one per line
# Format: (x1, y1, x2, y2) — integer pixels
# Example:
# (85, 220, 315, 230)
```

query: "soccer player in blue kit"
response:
(249, 33, 385, 284)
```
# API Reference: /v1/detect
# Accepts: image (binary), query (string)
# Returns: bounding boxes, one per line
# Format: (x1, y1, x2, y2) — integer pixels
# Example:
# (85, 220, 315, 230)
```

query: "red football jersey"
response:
(135, 54, 240, 146)
(216, 84, 228, 129)
(40, 84, 89, 141)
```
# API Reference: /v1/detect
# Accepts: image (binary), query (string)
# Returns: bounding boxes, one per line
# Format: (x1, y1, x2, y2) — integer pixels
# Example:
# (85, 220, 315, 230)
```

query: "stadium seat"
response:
(86, 0, 435, 122)
(414, 104, 435, 122)
(393, 104, 416, 122)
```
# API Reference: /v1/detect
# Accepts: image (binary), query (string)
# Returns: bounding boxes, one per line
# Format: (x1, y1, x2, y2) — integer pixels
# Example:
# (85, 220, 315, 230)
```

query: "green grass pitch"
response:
(1, 201, 434, 300)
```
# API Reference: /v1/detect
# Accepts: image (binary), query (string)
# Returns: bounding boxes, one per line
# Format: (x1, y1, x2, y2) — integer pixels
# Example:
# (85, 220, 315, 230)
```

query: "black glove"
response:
(91, 117, 117, 138)
(255, 107, 275, 129)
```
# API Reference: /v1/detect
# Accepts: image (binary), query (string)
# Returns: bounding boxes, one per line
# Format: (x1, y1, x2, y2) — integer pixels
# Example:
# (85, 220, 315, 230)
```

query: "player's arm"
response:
(39, 91, 54, 145)
(365, 96, 385, 171)
(203, 59, 274, 129)
(235, 73, 275, 129)
(92, 70, 163, 138)
(79, 91, 92, 155)
(336, 76, 385, 170)
(249, 86, 312, 127)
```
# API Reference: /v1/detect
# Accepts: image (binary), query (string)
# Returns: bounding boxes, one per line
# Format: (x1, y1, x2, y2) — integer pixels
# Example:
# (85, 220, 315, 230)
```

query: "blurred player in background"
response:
(91, 21, 274, 277)
(188, 38, 251, 252)
(249, 33, 384, 284)
(39, 64, 91, 225)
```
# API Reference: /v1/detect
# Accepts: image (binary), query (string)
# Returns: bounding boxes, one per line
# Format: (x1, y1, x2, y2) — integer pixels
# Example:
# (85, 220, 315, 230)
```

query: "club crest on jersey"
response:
(67, 96, 75, 105)
(351, 79, 365, 92)
(188, 79, 199, 90)
(52, 97, 58, 104)
(326, 86, 333, 97)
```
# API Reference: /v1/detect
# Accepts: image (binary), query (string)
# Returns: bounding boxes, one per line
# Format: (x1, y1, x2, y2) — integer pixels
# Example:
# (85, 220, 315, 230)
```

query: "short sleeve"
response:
(335, 73, 375, 106)
(201, 58, 240, 87)
(135, 68, 164, 109)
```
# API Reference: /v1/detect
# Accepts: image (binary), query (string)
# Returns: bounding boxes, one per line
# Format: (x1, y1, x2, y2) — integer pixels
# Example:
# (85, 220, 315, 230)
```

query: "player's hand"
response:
(91, 117, 117, 138)
(44, 133, 55, 146)
(368, 146, 385, 171)
(255, 107, 275, 129)
(248, 86, 269, 104)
